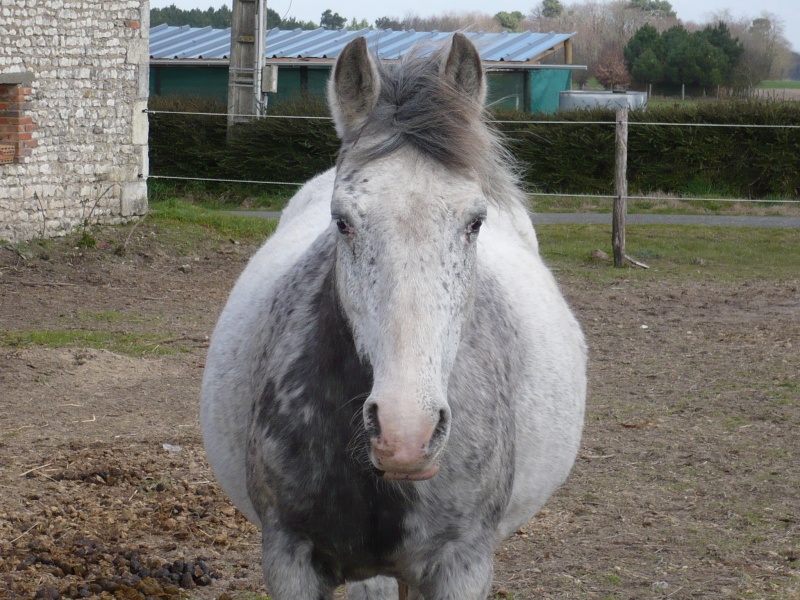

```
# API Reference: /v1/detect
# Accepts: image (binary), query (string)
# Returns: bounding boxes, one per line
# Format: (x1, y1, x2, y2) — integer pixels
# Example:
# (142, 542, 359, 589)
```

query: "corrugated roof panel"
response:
(149, 24, 194, 56)
(150, 24, 233, 59)
(189, 37, 234, 59)
(479, 30, 537, 60)
(150, 26, 576, 63)
(364, 29, 419, 58)
(478, 31, 570, 61)
(152, 25, 214, 50)
(506, 33, 569, 62)
(268, 28, 342, 58)
(263, 28, 306, 50)
(372, 31, 457, 59)
(299, 28, 375, 59)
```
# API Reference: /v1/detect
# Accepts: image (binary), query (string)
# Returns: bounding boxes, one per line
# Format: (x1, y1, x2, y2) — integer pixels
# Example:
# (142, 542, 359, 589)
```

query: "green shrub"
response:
(221, 95, 339, 185)
(148, 96, 800, 199)
(628, 101, 800, 199)
(148, 96, 230, 182)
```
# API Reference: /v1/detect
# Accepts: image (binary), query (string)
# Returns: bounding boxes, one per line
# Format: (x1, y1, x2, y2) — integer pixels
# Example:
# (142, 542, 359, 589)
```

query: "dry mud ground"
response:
(1, 221, 798, 599)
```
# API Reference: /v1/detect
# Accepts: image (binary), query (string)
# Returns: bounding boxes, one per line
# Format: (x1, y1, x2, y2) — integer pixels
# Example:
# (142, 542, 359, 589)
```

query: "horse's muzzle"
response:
(364, 399, 450, 479)
(382, 464, 440, 481)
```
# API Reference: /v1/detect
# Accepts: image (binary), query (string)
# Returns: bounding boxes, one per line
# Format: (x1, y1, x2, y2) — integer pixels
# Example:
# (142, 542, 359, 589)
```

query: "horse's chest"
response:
(244, 256, 518, 578)
(250, 378, 412, 576)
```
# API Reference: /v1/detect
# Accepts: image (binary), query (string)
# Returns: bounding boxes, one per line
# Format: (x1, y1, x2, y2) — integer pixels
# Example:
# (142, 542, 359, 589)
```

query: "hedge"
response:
(149, 96, 800, 199)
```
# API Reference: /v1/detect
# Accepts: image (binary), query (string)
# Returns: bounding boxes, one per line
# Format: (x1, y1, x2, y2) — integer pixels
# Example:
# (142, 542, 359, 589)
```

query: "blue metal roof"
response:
(149, 24, 575, 63)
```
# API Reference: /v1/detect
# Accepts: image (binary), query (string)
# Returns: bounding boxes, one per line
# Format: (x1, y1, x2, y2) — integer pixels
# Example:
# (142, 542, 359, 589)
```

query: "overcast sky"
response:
(150, 0, 800, 53)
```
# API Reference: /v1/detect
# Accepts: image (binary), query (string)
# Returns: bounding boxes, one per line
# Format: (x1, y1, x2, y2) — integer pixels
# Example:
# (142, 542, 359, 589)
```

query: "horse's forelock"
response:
(340, 42, 525, 211)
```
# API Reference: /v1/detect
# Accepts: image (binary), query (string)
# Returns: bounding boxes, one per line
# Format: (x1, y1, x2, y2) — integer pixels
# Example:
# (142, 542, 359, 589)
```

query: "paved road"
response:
(235, 211, 800, 228)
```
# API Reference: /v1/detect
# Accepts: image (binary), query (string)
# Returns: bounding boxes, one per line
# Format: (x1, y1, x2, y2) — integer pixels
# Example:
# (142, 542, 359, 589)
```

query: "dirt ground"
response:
(1, 220, 798, 599)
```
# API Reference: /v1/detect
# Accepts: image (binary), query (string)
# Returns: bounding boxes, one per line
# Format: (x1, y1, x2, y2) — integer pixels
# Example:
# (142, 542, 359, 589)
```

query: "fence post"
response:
(612, 106, 629, 268)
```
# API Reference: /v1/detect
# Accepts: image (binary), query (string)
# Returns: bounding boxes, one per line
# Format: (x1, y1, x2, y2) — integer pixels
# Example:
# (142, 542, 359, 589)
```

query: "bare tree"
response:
(745, 13, 793, 80)
(707, 10, 793, 85)
(593, 42, 632, 89)
(401, 11, 502, 32)
(525, 0, 680, 87)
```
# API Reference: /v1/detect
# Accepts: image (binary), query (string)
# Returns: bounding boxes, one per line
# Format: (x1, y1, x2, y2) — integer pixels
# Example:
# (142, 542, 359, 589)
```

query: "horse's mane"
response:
(342, 42, 527, 211)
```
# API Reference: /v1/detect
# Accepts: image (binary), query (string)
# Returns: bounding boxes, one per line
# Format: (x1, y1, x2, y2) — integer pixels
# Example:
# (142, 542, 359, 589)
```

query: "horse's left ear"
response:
(329, 36, 381, 139)
(442, 33, 486, 106)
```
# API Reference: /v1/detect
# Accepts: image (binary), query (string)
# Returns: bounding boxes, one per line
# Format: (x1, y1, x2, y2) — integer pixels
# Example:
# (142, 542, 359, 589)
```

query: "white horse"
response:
(201, 34, 586, 599)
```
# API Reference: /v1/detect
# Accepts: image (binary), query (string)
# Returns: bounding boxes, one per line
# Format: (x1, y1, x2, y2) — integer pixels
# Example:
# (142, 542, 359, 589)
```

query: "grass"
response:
(645, 96, 705, 109)
(150, 200, 800, 283)
(151, 176, 799, 219)
(149, 197, 279, 242)
(6, 200, 799, 358)
(0, 329, 179, 356)
(529, 193, 799, 216)
(149, 179, 296, 212)
(602, 572, 622, 586)
(758, 80, 800, 89)
(1, 201, 280, 358)
(536, 224, 800, 281)
(148, 197, 800, 283)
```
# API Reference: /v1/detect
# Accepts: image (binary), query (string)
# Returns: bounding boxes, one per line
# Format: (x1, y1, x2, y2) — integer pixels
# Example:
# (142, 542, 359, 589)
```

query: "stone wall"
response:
(0, 1, 149, 243)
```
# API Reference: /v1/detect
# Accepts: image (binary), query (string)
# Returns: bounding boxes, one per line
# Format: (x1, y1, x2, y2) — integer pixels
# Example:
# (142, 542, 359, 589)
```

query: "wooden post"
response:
(612, 107, 628, 268)
(228, 0, 257, 129)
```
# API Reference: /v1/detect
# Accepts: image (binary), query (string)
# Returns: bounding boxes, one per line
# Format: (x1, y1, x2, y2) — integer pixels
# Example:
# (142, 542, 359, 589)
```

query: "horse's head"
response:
(328, 35, 491, 480)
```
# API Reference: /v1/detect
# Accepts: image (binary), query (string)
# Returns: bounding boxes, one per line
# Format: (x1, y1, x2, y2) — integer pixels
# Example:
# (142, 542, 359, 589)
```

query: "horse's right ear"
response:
(442, 33, 486, 107)
(328, 37, 380, 139)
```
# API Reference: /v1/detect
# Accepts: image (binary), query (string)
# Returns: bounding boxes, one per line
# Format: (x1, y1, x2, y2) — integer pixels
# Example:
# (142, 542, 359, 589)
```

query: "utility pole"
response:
(228, 0, 268, 129)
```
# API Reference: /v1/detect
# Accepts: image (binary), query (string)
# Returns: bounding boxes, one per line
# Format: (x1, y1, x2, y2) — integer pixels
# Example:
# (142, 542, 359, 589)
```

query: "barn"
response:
(148, 26, 583, 114)
(0, 1, 150, 243)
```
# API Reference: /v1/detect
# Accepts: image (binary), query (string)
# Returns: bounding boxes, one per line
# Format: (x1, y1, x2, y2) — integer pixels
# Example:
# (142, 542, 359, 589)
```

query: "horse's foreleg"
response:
(346, 576, 400, 599)
(260, 521, 336, 600)
(414, 540, 494, 600)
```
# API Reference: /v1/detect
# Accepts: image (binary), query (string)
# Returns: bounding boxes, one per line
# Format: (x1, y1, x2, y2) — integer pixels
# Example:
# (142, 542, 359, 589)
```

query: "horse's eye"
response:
(467, 219, 483, 235)
(336, 218, 351, 234)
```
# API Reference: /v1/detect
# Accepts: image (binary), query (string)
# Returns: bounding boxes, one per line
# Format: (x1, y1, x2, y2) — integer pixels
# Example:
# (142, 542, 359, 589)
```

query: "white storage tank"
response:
(559, 90, 648, 111)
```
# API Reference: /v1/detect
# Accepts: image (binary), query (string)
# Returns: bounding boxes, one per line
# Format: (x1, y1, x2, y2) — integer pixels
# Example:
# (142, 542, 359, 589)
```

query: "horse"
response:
(200, 33, 587, 599)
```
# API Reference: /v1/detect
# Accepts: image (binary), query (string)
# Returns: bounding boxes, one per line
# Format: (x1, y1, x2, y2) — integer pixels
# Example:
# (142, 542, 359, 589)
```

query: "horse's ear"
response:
(328, 36, 380, 139)
(442, 33, 486, 106)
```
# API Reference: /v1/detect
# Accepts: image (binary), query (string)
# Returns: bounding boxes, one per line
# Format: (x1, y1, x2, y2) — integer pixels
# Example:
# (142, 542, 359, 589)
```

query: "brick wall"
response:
(0, 80, 39, 162)
(0, 1, 149, 243)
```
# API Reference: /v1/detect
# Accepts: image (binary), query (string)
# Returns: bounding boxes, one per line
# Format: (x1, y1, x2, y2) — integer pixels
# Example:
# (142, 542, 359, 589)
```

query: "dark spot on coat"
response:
(248, 232, 417, 583)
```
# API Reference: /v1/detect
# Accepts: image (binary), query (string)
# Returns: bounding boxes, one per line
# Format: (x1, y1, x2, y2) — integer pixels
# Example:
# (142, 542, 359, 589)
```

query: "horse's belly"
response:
(200, 171, 336, 524)
(477, 230, 587, 541)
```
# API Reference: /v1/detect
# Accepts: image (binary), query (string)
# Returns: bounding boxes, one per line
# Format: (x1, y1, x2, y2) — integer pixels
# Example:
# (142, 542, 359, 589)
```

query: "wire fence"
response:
(145, 109, 332, 120)
(146, 109, 800, 205)
(527, 192, 800, 204)
(145, 108, 800, 129)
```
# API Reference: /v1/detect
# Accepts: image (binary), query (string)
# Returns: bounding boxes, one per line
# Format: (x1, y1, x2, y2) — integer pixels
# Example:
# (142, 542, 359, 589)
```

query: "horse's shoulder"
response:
(479, 207, 585, 351)
(277, 168, 336, 230)
(221, 171, 334, 319)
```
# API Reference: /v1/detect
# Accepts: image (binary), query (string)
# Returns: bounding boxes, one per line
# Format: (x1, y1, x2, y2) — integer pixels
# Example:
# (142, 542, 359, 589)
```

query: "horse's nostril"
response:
(364, 401, 381, 438)
(430, 407, 450, 447)
(438, 408, 449, 428)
